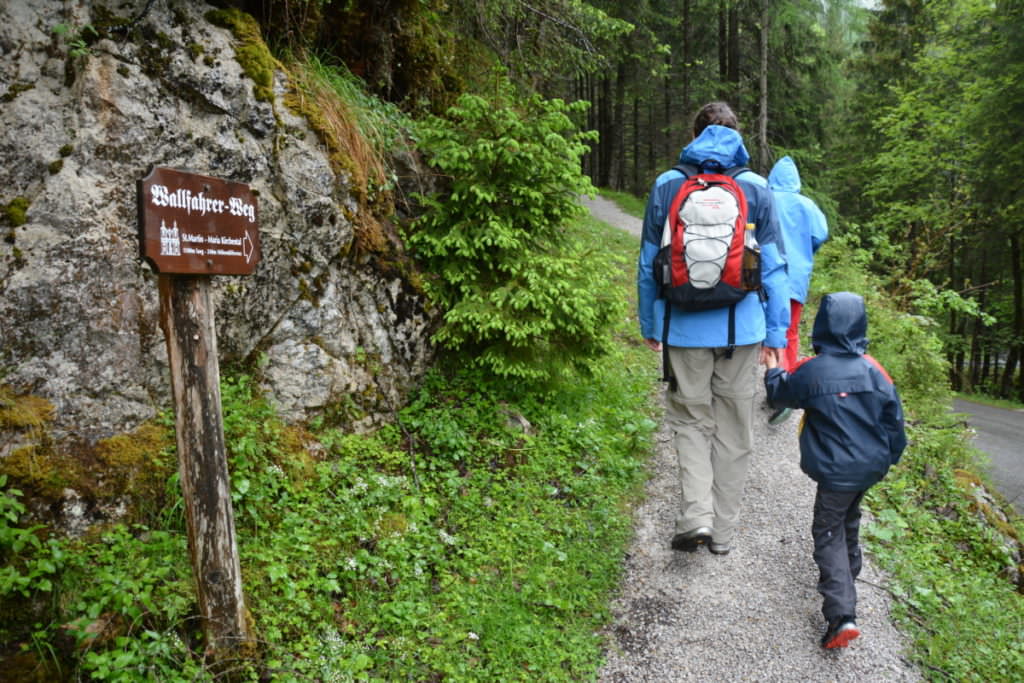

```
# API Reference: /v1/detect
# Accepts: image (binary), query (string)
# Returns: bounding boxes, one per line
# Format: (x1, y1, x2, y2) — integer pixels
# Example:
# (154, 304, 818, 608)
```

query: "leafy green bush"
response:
(0, 476, 64, 600)
(408, 79, 624, 383)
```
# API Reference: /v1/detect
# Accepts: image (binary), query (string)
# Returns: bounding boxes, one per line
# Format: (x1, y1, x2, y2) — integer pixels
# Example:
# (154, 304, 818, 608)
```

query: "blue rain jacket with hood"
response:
(764, 292, 907, 491)
(637, 125, 789, 349)
(768, 156, 829, 304)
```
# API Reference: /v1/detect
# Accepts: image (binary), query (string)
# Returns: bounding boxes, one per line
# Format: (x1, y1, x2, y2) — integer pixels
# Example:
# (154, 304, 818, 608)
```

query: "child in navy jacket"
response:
(764, 291, 907, 649)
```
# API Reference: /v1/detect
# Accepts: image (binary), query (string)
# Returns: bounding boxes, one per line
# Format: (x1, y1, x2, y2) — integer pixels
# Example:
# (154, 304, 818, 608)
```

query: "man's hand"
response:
(761, 346, 782, 369)
(644, 338, 662, 352)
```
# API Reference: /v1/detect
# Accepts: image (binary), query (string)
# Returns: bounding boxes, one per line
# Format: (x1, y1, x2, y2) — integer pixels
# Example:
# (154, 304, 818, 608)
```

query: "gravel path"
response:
(585, 194, 922, 682)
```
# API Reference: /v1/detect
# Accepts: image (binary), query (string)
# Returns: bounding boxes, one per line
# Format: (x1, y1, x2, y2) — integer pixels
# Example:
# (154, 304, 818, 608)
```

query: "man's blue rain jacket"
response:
(768, 156, 829, 304)
(764, 292, 907, 492)
(637, 125, 789, 349)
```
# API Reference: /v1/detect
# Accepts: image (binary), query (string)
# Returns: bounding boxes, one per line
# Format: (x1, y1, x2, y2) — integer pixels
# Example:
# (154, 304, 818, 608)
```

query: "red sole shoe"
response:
(823, 623, 861, 649)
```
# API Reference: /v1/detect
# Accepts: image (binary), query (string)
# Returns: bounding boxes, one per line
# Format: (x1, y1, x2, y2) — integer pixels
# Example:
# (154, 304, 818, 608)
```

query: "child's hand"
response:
(761, 347, 781, 369)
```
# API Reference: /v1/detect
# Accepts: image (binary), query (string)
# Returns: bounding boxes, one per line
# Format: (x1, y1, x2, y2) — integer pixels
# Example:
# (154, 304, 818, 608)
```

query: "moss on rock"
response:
(3, 197, 30, 227)
(1, 82, 35, 103)
(205, 8, 279, 104)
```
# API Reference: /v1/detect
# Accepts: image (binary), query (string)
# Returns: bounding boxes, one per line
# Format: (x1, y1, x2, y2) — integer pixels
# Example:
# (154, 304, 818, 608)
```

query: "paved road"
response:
(953, 398, 1024, 514)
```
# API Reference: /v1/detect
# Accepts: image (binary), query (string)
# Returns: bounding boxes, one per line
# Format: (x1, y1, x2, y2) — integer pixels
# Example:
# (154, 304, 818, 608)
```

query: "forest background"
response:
(2, 0, 1023, 680)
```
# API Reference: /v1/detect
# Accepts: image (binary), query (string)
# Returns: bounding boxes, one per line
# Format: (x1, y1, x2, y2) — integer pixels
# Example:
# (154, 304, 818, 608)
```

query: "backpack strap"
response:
(724, 166, 751, 179)
(661, 303, 676, 391)
(725, 304, 736, 359)
(671, 163, 699, 178)
(672, 163, 751, 179)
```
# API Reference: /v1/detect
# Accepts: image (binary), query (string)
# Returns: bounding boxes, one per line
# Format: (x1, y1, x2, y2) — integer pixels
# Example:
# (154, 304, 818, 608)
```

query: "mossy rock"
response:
(1, 82, 35, 103)
(0, 402, 177, 528)
(205, 8, 279, 104)
(0, 387, 54, 429)
(3, 197, 30, 227)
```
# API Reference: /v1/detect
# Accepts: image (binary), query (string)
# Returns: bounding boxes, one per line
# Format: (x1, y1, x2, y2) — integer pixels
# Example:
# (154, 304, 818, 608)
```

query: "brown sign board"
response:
(138, 167, 261, 275)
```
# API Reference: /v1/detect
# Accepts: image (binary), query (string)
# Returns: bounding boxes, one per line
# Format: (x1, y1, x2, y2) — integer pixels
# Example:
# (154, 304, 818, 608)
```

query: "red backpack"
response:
(652, 162, 761, 384)
(652, 163, 754, 311)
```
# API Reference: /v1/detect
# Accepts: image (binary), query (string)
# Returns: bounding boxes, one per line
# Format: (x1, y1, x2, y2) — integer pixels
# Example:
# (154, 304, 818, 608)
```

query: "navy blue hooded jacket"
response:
(764, 292, 907, 491)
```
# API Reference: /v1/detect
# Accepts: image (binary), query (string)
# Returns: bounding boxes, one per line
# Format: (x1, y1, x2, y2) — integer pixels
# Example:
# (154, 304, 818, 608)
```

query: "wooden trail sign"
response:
(139, 166, 261, 275)
(139, 167, 258, 658)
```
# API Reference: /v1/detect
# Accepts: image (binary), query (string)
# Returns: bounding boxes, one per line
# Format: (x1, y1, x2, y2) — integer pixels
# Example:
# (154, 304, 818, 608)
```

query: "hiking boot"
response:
(821, 618, 860, 649)
(768, 407, 793, 426)
(709, 541, 731, 555)
(670, 526, 712, 552)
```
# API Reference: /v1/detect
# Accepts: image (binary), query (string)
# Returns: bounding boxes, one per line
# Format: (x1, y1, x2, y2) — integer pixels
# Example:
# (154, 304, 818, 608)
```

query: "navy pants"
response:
(812, 487, 866, 621)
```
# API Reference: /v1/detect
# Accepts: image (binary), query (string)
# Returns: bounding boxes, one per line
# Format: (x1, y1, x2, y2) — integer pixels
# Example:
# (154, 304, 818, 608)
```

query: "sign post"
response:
(138, 167, 260, 658)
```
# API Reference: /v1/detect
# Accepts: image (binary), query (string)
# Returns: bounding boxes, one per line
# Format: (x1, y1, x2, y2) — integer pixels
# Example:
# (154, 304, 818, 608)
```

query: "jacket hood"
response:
(768, 155, 801, 193)
(679, 125, 751, 170)
(812, 291, 868, 355)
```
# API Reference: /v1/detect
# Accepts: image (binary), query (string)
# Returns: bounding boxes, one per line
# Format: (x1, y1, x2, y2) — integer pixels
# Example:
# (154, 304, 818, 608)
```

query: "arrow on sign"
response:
(243, 231, 254, 263)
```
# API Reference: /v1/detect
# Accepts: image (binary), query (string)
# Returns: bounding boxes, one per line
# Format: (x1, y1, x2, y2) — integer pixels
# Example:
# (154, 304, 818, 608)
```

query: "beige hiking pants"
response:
(664, 343, 759, 545)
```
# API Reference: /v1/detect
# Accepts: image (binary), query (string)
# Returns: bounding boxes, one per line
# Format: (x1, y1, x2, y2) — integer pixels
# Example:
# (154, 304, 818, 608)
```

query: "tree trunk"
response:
(633, 94, 640, 193)
(953, 316, 967, 392)
(718, 7, 728, 87)
(664, 51, 673, 164)
(757, 0, 770, 172)
(587, 73, 597, 180)
(968, 259, 989, 391)
(648, 95, 657, 177)
(682, 0, 692, 121)
(1001, 233, 1023, 398)
(1011, 233, 1024, 400)
(949, 234, 963, 390)
(614, 62, 626, 190)
(728, 5, 740, 101)
(598, 74, 613, 187)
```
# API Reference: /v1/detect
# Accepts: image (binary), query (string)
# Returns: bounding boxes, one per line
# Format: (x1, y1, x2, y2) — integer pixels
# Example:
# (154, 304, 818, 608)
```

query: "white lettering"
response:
(151, 181, 255, 223)
(228, 196, 256, 223)
(151, 185, 169, 207)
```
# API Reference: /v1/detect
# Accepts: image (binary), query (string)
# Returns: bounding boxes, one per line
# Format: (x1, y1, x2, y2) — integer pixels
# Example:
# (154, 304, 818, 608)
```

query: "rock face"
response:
(0, 0, 436, 448)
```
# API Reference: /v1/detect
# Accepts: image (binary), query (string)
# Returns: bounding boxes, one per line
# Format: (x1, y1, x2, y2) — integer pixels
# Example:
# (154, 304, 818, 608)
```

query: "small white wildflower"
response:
(467, 632, 479, 641)
(267, 464, 284, 477)
(439, 529, 456, 545)
(346, 557, 358, 571)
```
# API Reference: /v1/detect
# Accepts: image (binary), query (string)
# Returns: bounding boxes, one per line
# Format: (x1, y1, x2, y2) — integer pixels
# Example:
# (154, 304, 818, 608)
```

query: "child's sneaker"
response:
(821, 618, 860, 649)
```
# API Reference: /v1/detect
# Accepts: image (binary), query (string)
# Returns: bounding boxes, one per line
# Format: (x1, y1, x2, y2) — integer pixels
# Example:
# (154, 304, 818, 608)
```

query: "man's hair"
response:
(693, 101, 739, 136)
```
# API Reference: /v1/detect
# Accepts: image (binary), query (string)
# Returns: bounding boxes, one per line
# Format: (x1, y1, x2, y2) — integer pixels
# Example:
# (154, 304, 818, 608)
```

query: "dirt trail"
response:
(589, 196, 921, 682)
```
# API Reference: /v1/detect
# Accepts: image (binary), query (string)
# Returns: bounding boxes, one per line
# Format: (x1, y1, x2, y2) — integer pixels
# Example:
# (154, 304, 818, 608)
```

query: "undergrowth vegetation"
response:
(0, 215, 657, 680)
(806, 236, 1024, 681)
(4, 4, 1021, 677)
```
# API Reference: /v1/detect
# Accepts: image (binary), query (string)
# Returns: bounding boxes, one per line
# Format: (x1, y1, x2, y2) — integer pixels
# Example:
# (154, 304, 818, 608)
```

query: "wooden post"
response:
(159, 274, 252, 657)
